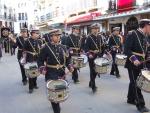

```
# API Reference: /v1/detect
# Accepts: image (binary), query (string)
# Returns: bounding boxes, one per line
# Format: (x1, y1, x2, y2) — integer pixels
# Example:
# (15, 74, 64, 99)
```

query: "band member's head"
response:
(72, 25, 80, 35)
(139, 19, 150, 35)
(90, 23, 100, 35)
(20, 28, 28, 38)
(113, 27, 120, 36)
(1, 27, 10, 38)
(30, 29, 40, 39)
(49, 29, 61, 44)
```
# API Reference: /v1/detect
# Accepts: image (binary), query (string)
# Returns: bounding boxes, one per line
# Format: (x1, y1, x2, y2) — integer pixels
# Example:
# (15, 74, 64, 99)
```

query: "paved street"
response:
(0, 52, 150, 113)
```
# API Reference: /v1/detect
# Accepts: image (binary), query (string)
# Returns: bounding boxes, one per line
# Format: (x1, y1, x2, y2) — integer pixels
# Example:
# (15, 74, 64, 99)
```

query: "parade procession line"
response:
(0, 52, 150, 113)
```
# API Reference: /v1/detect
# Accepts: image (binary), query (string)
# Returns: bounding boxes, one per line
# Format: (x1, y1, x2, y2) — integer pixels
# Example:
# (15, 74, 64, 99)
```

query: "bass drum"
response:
(46, 79, 69, 103)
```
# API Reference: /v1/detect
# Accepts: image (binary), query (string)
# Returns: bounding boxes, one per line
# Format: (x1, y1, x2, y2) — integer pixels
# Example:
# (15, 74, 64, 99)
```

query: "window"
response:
(22, 13, 24, 20)
(9, 14, 11, 19)
(9, 22, 12, 27)
(25, 13, 27, 20)
(93, 0, 97, 6)
(18, 13, 21, 20)
(4, 12, 7, 19)
(40, 15, 45, 22)
(46, 13, 52, 20)
(20, 23, 22, 29)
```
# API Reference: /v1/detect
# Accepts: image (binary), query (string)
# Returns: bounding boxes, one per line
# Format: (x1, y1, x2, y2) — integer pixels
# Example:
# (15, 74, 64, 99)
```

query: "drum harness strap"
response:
(89, 35, 103, 54)
(69, 35, 82, 51)
(17, 37, 24, 49)
(111, 35, 121, 52)
(26, 39, 40, 56)
(44, 41, 66, 69)
(134, 31, 146, 66)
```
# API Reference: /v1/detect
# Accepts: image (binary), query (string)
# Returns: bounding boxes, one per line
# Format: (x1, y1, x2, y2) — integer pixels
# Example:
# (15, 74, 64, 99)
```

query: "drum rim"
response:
(49, 94, 69, 103)
(137, 77, 150, 93)
(140, 70, 150, 82)
(46, 79, 68, 91)
(24, 62, 38, 69)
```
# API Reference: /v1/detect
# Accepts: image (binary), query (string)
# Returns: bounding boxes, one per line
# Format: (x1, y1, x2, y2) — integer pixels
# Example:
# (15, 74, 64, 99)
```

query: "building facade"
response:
(0, 0, 16, 32)
(36, 0, 108, 34)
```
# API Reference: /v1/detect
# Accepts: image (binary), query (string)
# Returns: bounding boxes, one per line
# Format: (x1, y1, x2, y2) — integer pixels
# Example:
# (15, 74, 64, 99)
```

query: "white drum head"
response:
(142, 70, 150, 81)
(94, 58, 109, 66)
(116, 54, 127, 59)
(47, 79, 68, 90)
(80, 54, 88, 63)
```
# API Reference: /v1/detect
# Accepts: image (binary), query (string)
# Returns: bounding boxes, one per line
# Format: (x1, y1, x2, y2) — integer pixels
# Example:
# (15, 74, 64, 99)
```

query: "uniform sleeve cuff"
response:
(129, 55, 138, 62)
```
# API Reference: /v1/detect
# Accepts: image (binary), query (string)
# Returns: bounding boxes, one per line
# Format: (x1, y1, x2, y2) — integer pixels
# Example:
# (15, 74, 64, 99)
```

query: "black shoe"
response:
(29, 89, 33, 94)
(127, 100, 136, 105)
(110, 72, 115, 75)
(137, 106, 149, 112)
(74, 80, 80, 84)
(116, 74, 121, 78)
(23, 81, 27, 86)
(92, 87, 97, 93)
(89, 82, 92, 88)
(34, 86, 39, 89)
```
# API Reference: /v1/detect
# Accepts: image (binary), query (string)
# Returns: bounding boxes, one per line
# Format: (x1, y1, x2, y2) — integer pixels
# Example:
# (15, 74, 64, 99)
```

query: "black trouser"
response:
(18, 62, 27, 82)
(29, 77, 37, 90)
(110, 52, 119, 75)
(89, 58, 97, 89)
(127, 68, 145, 108)
(4, 42, 9, 53)
(51, 102, 60, 113)
(72, 68, 78, 82)
(10, 47, 15, 55)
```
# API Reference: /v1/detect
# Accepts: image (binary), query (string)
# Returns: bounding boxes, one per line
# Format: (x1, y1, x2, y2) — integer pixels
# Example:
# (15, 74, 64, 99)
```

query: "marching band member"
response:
(24, 29, 41, 93)
(85, 23, 106, 93)
(15, 28, 28, 85)
(108, 27, 122, 78)
(2, 27, 11, 53)
(124, 19, 150, 112)
(38, 29, 73, 113)
(66, 25, 84, 84)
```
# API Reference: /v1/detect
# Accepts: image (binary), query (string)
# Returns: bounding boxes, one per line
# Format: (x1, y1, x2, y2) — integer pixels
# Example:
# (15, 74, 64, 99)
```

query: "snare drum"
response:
(116, 54, 127, 66)
(24, 62, 40, 78)
(46, 79, 69, 103)
(137, 70, 150, 93)
(71, 54, 88, 68)
(94, 58, 110, 74)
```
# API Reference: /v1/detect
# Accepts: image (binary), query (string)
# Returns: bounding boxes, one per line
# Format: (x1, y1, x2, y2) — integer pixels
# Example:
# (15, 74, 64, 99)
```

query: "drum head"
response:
(94, 58, 109, 66)
(80, 54, 88, 63)
(24, 62, 38, 69)
(47, 79, 68, 90)
(116, 54, 127, 59)
(142, 70, 150, 81)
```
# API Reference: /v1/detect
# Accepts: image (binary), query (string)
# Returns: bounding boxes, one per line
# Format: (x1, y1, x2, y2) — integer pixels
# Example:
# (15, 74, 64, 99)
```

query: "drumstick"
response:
(140, 59, 150, 64)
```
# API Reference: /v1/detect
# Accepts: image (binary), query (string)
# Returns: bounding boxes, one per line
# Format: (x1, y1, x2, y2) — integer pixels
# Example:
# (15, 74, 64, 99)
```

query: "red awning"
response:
(66, 12, 101, 24)
(117, 0, 136, 13)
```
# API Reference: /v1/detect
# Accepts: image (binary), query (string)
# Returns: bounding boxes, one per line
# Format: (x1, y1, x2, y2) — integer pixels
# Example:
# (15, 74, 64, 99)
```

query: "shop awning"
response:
(94, 7, 150, 21)
(66, 12, 101, 24)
